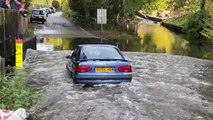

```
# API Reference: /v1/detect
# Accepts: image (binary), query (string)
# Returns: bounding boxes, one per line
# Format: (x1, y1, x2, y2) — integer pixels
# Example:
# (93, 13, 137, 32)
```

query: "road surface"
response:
(33, 12, 97, 38)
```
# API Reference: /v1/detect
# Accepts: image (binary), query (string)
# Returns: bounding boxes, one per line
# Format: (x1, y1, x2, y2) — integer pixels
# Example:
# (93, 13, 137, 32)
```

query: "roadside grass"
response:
(24, 28, 34, 37)
(99, 28, 138, 40)
(164, 13, 193, 28)
(0, 69, 43, 111)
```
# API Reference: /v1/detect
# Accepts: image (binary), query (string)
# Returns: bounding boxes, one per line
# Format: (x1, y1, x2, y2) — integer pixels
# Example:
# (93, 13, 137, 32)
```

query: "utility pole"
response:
(101, 7, 103, 43)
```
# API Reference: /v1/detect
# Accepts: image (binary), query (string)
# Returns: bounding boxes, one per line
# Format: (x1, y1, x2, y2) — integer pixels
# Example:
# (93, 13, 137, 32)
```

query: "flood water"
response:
(26, 49, 213, 120)
(32, 16, 213, 119)
(37, 23, 213, 60)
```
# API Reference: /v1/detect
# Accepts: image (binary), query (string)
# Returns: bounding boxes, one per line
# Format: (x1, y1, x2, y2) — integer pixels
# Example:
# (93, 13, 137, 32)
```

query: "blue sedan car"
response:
(66, 44, 132, 84)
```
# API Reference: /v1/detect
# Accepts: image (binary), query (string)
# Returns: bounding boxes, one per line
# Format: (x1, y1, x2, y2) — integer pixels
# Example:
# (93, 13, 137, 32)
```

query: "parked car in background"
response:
(49, 7, 55, 13)
(66, 44, 133, 85)
(30, 9, 47, 24)
(42, 10, 48, 17)
(41, 7, 52, 15)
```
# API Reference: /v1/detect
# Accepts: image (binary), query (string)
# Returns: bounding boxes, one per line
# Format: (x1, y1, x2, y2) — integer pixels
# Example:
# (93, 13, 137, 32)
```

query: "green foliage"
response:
(24, 0, 31, 9)
(0, 69, 42, 110)
(31, 0, 50, 5)
(67, 0, 203, 26)
(168, 0, 200, 11)
(69, 0, 124, 27)
(24, 28, 34, 37)
(202, 20, 213, 42)
(123, 0, 168, 17)
(52, 0, 60, 9)
(62, 0, 73, 18)
(165, 14, 193, 27)
(184, 10, 209, 38)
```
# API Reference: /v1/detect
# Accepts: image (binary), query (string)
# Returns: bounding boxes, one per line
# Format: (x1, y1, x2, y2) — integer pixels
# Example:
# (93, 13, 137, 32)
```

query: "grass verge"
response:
(164, 13, 193, 28)
(0, 69, 43, 111)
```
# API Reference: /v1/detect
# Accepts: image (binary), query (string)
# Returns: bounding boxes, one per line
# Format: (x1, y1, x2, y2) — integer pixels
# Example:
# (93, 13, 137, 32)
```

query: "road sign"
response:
(16, 38, 23, 68)
(97, 8, 107, 24)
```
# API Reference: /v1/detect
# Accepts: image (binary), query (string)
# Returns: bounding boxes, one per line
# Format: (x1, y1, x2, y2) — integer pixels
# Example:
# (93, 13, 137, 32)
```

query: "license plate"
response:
(95, 67, 114, 72)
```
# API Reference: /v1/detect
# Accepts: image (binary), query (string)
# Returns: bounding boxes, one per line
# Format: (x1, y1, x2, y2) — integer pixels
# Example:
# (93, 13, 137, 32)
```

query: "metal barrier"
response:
(0, 8, 28, 66)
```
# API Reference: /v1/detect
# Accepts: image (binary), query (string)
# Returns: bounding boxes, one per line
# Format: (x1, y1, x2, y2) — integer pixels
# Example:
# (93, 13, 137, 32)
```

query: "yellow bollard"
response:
(15, 38, 23, 68)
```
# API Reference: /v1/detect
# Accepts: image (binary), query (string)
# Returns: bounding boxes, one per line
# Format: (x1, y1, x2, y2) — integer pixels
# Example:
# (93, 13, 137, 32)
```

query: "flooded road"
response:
(25, 49, 213, 120)
(29, 12, 213, 120)
(35, 13, 213, 60)
(34, 12, 97, 38)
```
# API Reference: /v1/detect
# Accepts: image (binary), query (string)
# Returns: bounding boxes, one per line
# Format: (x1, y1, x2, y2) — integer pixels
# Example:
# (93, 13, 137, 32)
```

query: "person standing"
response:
(0, 0, 10, 8)
(11, 0, 22, 11)
(5, 0, 10, 8)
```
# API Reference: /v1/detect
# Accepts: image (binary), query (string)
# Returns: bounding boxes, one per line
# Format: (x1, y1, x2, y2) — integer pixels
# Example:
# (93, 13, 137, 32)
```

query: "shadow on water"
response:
(37, 24, 213, 60)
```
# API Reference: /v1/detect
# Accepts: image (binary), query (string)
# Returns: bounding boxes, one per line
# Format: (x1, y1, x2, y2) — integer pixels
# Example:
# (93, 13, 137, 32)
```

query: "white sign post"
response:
(97, 8, 107, 42)
(97, 8, 107, 24)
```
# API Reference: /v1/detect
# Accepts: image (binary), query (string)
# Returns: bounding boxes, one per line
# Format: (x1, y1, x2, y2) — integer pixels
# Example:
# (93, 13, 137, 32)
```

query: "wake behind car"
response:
(66, 44, 133, 84)
(30, 9, 47, 24)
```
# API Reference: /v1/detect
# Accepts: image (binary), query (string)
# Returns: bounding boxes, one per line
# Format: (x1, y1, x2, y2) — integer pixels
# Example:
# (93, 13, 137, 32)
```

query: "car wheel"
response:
(42, 21, 44, 24)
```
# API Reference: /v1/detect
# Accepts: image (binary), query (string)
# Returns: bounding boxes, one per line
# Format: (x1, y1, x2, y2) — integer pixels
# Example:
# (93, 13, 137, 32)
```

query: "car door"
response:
(67, 49, 76, 72)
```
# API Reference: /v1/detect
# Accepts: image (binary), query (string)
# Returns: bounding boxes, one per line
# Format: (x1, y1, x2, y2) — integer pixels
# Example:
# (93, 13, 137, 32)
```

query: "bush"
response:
(0, 69, 42, 110)
(184, 10, 209, 38)
(52, 0, 60, 9)
(201, 19, 213, 42)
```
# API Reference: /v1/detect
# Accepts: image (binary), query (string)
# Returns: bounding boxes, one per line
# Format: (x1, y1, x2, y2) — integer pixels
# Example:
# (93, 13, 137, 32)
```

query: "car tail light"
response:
(76, 66, 92, 73)
(118, 66, 132, 72)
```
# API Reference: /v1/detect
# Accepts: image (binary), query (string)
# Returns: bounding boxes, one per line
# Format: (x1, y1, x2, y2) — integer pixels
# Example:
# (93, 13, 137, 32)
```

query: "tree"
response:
(202, 21, 213, 42)
(24, 0, 31, 9)
(52, 0, 60, 9)
(200, 0, 206, 10)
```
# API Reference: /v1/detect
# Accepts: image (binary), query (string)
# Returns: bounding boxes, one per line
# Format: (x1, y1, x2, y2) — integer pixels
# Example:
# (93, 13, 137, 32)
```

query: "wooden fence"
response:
(0, 8, 28, 66)
(0, 56, 5, 77)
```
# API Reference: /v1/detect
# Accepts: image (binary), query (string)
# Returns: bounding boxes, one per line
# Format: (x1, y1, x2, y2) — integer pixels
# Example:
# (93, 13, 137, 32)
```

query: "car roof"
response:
(78, 44, 117, 48)
(32, 9, 42, 11)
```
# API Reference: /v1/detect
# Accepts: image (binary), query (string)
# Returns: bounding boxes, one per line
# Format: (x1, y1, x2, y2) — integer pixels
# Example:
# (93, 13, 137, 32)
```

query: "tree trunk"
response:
(200, 0, 206, 10)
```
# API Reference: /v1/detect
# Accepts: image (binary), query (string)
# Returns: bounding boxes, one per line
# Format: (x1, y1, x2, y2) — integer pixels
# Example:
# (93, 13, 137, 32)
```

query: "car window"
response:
(32, 11, 39, 15)
(82, 46, 123, 60)
(32, 10, 43, 15)
(71, 49, 77, 58)
(72, 47, 81, 61)
(75, 48, 81, 61)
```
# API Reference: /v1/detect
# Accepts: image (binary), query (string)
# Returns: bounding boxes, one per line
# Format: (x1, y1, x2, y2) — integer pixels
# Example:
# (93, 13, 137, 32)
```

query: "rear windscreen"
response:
(82, 46, 123, 60)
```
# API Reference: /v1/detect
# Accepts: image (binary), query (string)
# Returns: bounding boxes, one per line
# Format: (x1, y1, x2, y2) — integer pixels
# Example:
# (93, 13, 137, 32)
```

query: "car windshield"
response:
(42, 8, 49, 12)
(33, 10, 43, 15)
(82, 46, 123, 60)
